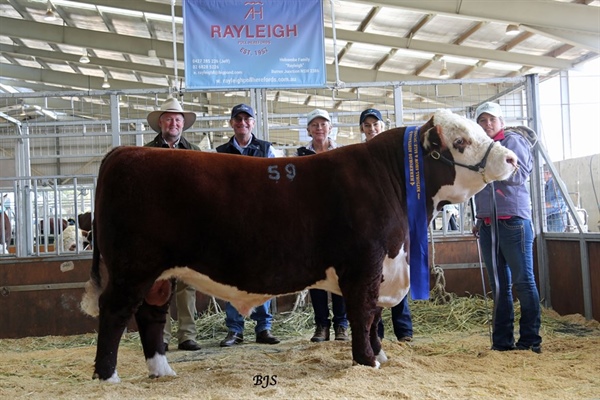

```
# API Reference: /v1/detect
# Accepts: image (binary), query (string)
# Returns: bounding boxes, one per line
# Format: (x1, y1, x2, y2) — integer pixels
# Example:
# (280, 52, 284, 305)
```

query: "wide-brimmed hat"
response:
(475, 102, 503, 121)
(307, 109, 331, 125)
(147, 97, 196, 133)
(359, 108, 383, 124)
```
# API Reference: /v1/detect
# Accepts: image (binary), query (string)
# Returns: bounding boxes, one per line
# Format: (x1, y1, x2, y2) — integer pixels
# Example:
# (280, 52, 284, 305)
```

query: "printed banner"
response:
(183, 0, 326, 89)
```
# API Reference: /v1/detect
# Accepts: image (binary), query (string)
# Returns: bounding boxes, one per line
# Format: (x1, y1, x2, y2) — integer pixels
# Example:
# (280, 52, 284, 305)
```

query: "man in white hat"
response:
(145, 96, 199, 150)
(145, 97, 201, 351)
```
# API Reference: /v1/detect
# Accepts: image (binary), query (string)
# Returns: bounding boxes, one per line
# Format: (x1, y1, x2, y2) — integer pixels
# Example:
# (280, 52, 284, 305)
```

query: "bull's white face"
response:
(426, 109, 518, 208)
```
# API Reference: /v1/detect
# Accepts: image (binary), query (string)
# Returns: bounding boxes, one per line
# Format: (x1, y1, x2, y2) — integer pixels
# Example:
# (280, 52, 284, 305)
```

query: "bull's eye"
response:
(453, 138, 468, 153)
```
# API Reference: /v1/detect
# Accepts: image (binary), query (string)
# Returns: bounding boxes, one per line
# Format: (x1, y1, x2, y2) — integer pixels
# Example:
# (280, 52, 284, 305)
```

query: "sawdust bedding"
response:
(1, 302, 599, 400)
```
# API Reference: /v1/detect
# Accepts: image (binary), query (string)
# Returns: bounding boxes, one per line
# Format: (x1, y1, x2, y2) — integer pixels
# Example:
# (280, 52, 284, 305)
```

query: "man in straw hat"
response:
(145, 96, 199, 150)
(145, 96, 201, 351)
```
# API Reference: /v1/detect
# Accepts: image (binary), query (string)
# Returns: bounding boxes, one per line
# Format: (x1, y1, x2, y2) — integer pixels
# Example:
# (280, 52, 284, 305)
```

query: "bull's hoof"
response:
(93, 370, 121, 383)
(352, 359, 381, 369)
(146, 354, 176, 378)
(375, 349, 388, 364)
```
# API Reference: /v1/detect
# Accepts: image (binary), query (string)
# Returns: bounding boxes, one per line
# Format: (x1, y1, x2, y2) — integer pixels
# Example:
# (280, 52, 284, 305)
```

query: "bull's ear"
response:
(420, 117, 444, 151)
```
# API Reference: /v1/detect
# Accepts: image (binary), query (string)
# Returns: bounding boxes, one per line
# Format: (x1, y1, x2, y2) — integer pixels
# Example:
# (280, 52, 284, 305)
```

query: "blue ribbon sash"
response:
(403, 126, 429, 300)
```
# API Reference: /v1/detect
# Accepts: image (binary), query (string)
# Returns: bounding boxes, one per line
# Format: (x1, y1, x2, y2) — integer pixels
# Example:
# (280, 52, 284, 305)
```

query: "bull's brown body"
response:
(82, 110, 517, 382)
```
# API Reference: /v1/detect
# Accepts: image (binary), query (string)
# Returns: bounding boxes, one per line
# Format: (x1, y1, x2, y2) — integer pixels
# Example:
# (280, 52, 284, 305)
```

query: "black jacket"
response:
(145, 134, 200, 150)
(216, 134, 271, 157)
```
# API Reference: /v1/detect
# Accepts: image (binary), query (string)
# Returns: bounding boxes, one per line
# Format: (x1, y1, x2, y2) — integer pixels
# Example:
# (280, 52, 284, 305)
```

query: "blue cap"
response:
(359, 108, 383, 124)
(231, 103, 255, 119)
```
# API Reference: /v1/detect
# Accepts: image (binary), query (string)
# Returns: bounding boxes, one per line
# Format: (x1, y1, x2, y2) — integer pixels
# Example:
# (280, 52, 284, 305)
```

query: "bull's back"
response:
(95, 147, 337, 256)
(94, 144, 405, 288)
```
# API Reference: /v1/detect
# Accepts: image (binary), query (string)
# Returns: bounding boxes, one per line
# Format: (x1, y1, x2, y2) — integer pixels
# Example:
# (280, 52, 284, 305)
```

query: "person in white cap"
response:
(297, 109, 349, 342)
(297, 109, 340, 156)
(145, 96, 201, 352)
(472, 102, 542, 354)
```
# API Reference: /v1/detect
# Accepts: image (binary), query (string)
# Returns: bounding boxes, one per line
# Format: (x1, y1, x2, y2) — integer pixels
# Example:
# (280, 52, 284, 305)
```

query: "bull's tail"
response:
(80, 218, 102, 317)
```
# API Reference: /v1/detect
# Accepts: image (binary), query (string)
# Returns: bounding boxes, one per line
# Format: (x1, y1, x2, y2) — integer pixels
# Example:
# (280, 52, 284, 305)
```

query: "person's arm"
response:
(501, 133, 532, 186)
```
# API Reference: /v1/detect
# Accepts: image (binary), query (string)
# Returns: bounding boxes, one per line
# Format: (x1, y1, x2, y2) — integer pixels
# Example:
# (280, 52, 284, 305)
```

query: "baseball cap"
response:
(475, 102, 503, 121)
(230, 104, 255, 119)
(359, 108, 383, 125)
(307, 109, 331, 125)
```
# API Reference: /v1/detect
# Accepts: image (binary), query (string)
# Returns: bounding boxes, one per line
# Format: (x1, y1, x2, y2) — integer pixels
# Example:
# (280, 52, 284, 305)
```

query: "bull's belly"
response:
(159, 250, 409, 314)
(158, 267, 279, 316)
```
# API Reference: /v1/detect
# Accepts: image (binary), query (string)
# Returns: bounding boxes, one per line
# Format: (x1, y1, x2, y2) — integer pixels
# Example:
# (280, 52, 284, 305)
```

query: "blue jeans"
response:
(377, 295, 413, 339)
(547, 213, 566, 232)
(479, 217, 542, 350)
(309, 289, 348, 328)
(225, 300, 273, 334)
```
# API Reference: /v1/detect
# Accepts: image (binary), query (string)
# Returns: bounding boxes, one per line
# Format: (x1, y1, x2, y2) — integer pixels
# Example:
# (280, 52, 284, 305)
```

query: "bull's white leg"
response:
(146, 354, 176, 378)
(375, 349, 388, 364)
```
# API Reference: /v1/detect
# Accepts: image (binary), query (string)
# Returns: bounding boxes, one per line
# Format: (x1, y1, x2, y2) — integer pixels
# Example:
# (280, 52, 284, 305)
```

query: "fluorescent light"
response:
(79, 49, 90, 64)
(102, 75, 110, 89)
(44, 1, 56, 21)
(439, 60, 449, 79)
(506, 24, 520, 36)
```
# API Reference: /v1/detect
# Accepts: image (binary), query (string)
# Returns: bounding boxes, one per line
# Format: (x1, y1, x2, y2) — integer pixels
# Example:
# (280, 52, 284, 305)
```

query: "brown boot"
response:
(334, 325, 349, 341)
(256, 329, 280, 344)
(310, 325, 330, 342)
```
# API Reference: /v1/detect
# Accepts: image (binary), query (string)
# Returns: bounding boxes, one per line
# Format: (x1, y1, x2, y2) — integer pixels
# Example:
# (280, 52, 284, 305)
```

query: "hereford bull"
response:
(81, 109, 518, 382)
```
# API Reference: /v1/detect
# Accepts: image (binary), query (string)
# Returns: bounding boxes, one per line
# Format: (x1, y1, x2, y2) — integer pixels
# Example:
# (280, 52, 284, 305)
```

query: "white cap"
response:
(475, 102, 503, 121)
(307, 109, 331, 125)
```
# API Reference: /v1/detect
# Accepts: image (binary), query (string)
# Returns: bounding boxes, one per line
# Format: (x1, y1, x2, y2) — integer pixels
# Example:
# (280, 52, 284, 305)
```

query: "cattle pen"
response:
(1, 76, 599, 398)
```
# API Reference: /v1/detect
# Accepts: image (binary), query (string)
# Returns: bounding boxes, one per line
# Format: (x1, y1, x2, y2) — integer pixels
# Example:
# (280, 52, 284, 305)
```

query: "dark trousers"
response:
(309, 289, 348, 328)
(377, 295, 413, 339)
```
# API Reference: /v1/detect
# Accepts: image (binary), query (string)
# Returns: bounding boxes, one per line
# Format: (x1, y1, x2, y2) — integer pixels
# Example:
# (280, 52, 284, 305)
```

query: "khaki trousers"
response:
(163, 280, 197, 344)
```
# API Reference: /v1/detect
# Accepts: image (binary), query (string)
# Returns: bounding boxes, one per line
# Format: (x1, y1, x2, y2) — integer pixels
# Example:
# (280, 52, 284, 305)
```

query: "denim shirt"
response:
(474, 130, 533, 221)
(545, 176, 567, 216)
